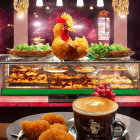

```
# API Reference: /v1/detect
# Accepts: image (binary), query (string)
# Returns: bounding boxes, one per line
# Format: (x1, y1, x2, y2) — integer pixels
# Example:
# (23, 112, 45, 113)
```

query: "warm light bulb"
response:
(90, 6, 94, 10)
(35, 15, 39, 18)
(73, 24, 84, 29)
(97, 0, 104, 7)
(17, 13, 24, 19)
(36, 0, 43, 7)
(33, 21, 41, 27)
(120, 15, 126, 18)
(77, 0, 84, 7)
(46, 6, 50, 10)
(56, 0, 63, 6)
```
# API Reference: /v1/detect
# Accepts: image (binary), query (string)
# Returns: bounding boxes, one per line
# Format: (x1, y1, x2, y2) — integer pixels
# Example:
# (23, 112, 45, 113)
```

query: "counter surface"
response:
(0, 96, 140, 107)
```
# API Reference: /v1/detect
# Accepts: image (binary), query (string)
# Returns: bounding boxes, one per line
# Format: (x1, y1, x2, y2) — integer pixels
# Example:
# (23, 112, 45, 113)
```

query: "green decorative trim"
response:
(113, 89, 139, 95)
(1, 89, 139, 95)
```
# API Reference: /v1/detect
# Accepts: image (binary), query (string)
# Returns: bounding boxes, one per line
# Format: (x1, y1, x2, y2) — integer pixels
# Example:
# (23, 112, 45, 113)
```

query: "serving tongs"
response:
(7, 48, 13, 51)
(10, 130, 24, 140)
(6, 48, 13, 53)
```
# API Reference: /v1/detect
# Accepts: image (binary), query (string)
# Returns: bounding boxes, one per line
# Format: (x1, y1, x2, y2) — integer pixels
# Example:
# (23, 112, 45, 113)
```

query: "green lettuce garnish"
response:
(14, 43, 51, 52)
(89, 42, 128, 58)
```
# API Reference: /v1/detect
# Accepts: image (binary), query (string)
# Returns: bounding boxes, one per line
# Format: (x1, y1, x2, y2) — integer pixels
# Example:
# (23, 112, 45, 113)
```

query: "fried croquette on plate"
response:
(50, 123, 68, 132)
(38, 128, 74, 140)
(21, 120, 50, 140)
(41, 113, 66, 125)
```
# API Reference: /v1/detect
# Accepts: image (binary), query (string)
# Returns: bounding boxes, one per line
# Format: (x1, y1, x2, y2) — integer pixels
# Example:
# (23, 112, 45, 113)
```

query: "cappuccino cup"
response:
(72, 97, 124, 140)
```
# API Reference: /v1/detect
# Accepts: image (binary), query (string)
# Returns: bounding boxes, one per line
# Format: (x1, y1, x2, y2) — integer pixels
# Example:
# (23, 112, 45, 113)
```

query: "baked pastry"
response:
(6, 66, 49, 84)
(105, 67, 111, 70)
(75, 66, 95, 73)
(119, 67, 127, 70)
(112, 67, 119, 70)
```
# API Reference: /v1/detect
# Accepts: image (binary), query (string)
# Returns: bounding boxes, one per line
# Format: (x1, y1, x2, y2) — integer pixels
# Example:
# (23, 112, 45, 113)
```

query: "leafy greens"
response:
(89, 42, 128, 58)
(15, 44, 51, 52)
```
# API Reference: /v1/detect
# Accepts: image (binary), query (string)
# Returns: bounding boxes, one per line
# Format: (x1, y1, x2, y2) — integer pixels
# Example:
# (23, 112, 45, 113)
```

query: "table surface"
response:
(7, 112, 140, 140)
(0, 95, 140, 107)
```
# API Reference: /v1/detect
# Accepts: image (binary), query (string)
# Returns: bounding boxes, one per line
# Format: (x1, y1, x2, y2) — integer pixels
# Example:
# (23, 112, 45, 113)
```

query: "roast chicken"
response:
(52, 13, 89, 60)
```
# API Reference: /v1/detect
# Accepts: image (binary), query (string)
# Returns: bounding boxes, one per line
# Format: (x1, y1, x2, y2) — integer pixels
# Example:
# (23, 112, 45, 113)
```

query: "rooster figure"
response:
(52, 13, 89, 60)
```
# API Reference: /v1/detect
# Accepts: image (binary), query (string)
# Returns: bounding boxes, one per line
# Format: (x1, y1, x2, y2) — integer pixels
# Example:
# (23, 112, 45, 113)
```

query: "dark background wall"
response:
(0, 0, 13, 54)
(128, 0, 140, 60)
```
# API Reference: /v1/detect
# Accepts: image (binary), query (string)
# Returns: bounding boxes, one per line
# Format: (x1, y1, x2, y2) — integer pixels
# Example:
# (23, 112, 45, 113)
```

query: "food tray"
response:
(74, 66, 97, 74)
(100, 69, 128, 71)
(45, 70, 68, 73)
(7, 83, 48, 86)
(8, 113, 140, 140)
(105, 51, 135, 57)
(10, 54, 53, 60)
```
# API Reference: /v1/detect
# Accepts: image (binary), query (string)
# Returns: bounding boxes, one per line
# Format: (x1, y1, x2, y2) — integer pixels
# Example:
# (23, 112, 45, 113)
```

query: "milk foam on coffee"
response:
(73, 97, 118, 116)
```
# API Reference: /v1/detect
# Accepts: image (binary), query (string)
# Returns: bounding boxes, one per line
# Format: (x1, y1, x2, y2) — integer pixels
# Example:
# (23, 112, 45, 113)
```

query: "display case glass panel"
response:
(0, 56, 139, 96)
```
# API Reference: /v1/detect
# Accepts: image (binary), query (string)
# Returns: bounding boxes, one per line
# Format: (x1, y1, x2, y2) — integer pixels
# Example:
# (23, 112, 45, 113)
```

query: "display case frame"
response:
(0, 55, 140, 99)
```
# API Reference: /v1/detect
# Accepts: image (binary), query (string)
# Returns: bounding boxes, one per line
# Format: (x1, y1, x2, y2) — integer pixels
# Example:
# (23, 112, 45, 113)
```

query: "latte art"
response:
(73, 97, 118, 115)
(87, 101, 104, 106)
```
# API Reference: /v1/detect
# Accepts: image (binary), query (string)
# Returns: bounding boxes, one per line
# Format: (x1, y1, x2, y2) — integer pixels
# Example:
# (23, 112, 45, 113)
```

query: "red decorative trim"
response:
(0, 96, 140, 107)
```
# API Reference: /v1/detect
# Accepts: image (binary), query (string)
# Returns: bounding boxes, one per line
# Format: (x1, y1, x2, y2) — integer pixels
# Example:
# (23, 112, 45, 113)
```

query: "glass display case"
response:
(0, 55, 139, 102)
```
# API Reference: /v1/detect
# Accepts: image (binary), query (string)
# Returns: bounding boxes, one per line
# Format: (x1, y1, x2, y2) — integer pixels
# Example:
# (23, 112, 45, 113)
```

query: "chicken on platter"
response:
(52, 13, 89, 60)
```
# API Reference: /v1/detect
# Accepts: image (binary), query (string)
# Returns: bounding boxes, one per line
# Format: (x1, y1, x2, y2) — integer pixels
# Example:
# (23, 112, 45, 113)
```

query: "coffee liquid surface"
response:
(73, 97, 118, 115)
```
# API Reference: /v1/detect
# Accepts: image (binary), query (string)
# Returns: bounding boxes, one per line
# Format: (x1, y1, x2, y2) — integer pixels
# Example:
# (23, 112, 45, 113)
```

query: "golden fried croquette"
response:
(41, 113, 66, 125)
(38, 128, 74, 140)
(50, 123, 68, 132)
(21, 120, 50, 140)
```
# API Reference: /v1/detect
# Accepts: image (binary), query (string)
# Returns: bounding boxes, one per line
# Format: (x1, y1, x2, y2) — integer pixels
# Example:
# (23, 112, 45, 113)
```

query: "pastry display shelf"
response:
(0, 55, 140, 96)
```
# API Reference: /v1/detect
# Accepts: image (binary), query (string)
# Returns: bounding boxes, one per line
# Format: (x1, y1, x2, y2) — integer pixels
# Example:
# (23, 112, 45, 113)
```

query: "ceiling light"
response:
(90, 6, 94, 10)
(56, 0, 63, 6)
(33, 21, 41, 27)
(97, 0, 104, 7)
(120, 15, 126, 18)
(77, 0, 84, 7)
(112, 0, 129, 17)
(17, 13, 24, 19)
(14, 0, 29, 15)
(35, 15, 39, 18)
(73, 24, 84, 29)
(46, 6, 50, 10)
(36, 0, 43, 7)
